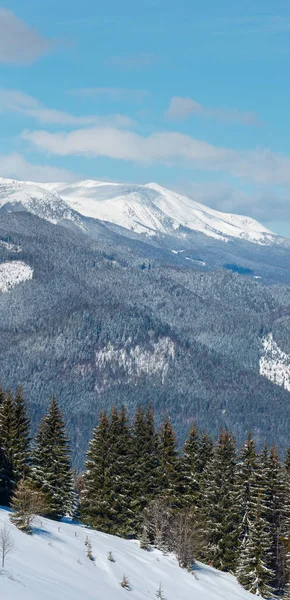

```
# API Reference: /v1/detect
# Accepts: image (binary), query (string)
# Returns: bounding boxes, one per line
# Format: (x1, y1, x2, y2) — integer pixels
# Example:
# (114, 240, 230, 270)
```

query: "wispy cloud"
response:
(104, 53, 159, 70)
(0, 9, 51, 64)
(0, 89, 135, 127)
(173, 180, 290, 224)
(68, 87, 149, 103)
(0, 153, 76, 182)
(21, 125, 290, 186)
(166, 96, 259, 126)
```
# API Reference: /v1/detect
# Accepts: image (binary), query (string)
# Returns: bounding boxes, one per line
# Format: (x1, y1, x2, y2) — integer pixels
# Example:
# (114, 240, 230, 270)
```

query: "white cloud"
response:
(0, 9, 50, 64)
(21, 125, 290, 186)
(68, 87, 149, 103)
(0, 89, 135, 127)
(0, 153, 76, 182)
(172, 180, 290, 224)
(167, 96, 258, 125)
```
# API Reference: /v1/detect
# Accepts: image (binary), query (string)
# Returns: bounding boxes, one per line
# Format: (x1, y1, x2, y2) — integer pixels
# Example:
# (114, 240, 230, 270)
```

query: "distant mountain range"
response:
(1, 176, 290, 465)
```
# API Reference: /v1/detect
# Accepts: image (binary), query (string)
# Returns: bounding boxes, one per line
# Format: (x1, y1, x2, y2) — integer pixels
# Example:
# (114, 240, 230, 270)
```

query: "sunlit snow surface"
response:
(0, 261, 33, 293)
(42, 179, 275, 245)
(260, 333, 290, 392)
(0, 178, 80, 225)
(0, 508, 255, 600)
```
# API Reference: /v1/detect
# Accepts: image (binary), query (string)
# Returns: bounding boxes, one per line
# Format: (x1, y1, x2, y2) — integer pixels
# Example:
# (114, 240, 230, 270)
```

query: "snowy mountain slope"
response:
(0, 178, 81, 227)
(42, 179, 276, 245)
(0, 508, 255, 600)
(0, 261, 33, 293)
(260, 333, 290, 392)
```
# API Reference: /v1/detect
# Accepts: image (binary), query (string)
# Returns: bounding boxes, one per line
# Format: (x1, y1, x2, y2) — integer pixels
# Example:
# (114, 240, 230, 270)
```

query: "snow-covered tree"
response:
(31, 397, 74, 519)
(201, 429, 239, 571)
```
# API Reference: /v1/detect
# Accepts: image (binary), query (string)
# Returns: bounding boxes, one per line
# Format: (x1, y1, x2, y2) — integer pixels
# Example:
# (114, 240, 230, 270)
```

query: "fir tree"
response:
(201, 429, 239, 571)
(31, 397, 74, 519)
(0, 389, 17, 501)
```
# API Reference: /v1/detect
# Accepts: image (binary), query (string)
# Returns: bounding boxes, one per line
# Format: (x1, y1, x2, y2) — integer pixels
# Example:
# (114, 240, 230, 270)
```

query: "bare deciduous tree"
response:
(0, 524, 14, 568)
(10, 480, 47, 532)
(142, 499, 171, 551)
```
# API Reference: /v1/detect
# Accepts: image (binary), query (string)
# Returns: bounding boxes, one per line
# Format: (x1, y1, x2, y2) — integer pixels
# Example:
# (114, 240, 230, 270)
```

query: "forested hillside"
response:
(0, 209, 290, 463)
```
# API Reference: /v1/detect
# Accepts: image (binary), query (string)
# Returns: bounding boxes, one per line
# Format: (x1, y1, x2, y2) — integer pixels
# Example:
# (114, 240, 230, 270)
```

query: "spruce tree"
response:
(199, 431, 214, 473)
(0, 389, 17, 501)
(105, 405, 134, 536)
(157, 417, 180, 510)
(81, 412, 111, 529)
(131, 404, 159, 530)
(12, 386, 30, 482)
(180, 423, 200, 510)
(236, 433, 258, 550)
(84, 406, 135, 536)
(201, 429, 239, 571)
(31, 397, 74, 519)
(0, 387, 30, 501)
(237, 493, 275, 597)
(262, 447, 288, 593)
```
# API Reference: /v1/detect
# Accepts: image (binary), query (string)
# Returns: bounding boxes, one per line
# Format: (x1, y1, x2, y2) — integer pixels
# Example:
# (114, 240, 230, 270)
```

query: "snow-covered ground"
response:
(0, 508, 255, 600)
(0, 261, 33, 293)
(260, 333, 290, 392)
(42, 179, 275, 245)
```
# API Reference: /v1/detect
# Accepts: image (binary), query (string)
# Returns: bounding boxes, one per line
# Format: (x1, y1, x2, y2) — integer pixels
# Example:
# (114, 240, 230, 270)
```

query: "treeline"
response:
(81, 405, 290, 599)
(1, 388, 290, 598)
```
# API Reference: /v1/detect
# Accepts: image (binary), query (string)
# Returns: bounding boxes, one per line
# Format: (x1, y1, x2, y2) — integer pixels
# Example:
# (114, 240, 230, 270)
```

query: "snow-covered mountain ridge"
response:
(0, 177, 277, 246)
(0, 178, 81, 226)
(42, 179, 276, 245)
(0, 508, 255, 600)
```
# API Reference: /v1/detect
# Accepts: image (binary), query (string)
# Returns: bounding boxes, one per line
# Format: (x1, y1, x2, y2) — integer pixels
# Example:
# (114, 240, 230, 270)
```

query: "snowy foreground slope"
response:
(0, 508, 255, 600)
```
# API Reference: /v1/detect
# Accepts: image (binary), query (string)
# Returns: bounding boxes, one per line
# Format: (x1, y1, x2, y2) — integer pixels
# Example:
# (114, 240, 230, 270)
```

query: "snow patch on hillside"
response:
(75, 337, 175, 392)
(0, 240, 22, 253)
(0, 508, 255, 600)
(0, 261, 33, 293)
(260, 333, 290, 392)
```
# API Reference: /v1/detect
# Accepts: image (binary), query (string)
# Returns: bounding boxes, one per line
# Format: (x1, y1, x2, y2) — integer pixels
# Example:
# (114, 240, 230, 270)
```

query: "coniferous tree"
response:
(236, 433, 258, 550)
(180, 423, 200, 510)
(236, 494, 275, 598)
(106, 405, 134, 536)
(262, 447, 288, 593)
(199, 431, 214, 473)
(0, 389, 17, 501)
(12, 386, 30, 482)
(157, 417, 180, 510)
(131, 404, 159, 529)
(81, 412, 110, 529)
(201, 429, 239, 571)
(31, 397, 74, 519)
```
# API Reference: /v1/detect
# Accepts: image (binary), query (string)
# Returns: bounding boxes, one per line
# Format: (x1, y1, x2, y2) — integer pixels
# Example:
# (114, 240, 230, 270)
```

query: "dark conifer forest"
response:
(1, 385, 290, 598)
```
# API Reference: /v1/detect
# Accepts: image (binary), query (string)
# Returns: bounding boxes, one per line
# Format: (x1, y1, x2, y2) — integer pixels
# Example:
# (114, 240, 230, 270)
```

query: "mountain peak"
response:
(40, 178, 275, 245)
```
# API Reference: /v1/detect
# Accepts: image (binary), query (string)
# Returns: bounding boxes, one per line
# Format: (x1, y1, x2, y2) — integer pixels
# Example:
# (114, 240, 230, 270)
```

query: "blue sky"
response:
(1, 1, 290, 235)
